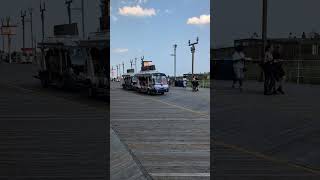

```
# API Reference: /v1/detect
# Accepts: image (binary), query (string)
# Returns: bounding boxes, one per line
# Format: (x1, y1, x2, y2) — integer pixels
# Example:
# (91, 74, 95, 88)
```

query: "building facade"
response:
(212, 37, 320, 61)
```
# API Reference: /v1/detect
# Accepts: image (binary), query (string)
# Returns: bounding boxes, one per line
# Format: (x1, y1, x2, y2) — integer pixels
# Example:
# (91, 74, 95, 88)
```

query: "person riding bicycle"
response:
(192, 76, 199, 92)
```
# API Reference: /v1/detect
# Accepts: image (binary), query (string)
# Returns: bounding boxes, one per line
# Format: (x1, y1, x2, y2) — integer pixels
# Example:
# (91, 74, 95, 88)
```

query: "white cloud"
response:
(119, 5, 156, 17)
(187, 14, 210, 25)
(112, 48, 129, 53)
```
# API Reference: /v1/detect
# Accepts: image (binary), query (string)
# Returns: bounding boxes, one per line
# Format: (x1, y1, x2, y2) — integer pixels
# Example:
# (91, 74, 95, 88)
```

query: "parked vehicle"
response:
(121, 69, 135, 90)
(35, 31, 108, 98)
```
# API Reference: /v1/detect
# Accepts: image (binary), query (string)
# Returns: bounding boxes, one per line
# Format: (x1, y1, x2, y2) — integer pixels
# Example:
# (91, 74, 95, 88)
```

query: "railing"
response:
(186, 80, 210, 88)
(171, 79, 210, 88)
(212, 59, 320, 85)
(199, 79, 210, 88)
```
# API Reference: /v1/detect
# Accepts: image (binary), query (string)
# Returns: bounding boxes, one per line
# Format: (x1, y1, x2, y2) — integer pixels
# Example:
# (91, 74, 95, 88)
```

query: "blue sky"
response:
(111, 0, 210, 77)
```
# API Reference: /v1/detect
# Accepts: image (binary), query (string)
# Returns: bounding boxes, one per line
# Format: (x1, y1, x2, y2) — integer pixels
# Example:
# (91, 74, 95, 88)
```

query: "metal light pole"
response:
(20, 10, 26, 49)
(1, 19, 4, 53)
(188, 37, 199, 78)
(116, 65, 119, 79)
(40, 1, 46, 69)
(140, 56, 144, 71)
(135, 58, 137, 72)
(122, 62, 125, 74)
(72, 0, 85, 38)
(259, 0, 268, 81)
(170, 44, 177, 79)
(6, 17, 12, 64)
(29, 8, 34, 54)
(262, 0, 268, 60)
(81, 0, 85, 38)
(40, 1, 46, 43)
(130, 59, 133, 69)
(110, 66, 113, 79)
(65, 0, 73, 24)
(111, 66, 114, 79)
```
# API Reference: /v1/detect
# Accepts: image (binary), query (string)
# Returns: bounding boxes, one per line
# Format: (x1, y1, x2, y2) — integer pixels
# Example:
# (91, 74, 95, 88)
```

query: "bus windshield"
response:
(152, 74, 167, 85)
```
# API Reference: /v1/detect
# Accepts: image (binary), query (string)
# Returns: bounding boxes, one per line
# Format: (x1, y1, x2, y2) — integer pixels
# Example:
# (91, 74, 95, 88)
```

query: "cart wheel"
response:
(41, 79, 48, 88)
(88, 87, 96, 97)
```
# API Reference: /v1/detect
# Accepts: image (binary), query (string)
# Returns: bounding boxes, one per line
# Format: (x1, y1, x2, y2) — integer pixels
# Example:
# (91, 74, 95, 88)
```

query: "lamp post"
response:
(122, 62, 125, 74)
(188, 37, 199, 78)
(20, 10, 26, 49)
(130, 59, 133, 69)
(262, 0, 268, 60)
(40, 1, 46, 69)
(134, 58, 137, 72)
(170, 44, 177, 80)
(260, 0, 268, 81)
(65, 0, 73, 24)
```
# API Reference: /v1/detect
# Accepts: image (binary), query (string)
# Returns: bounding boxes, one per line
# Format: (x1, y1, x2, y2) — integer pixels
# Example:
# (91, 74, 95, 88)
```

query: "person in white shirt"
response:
(183, 77, 187, 88)
(232, 46, 250, 91)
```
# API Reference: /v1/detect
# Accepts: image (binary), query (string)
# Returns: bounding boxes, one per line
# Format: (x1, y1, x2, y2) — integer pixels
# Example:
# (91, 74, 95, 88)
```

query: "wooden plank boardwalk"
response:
(213, 80, 320, 179)
(110, 82, 210, 180)
(111, 128, 149, 180)
(0, 63, 152, 180)
(0, 82, 108, 179)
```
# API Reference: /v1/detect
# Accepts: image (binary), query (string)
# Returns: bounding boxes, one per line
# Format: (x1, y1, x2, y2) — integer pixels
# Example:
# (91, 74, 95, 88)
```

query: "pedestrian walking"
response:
(232, 45, 250, 91)
(263, 45, 274, 95)
(183, 76, 187, 88)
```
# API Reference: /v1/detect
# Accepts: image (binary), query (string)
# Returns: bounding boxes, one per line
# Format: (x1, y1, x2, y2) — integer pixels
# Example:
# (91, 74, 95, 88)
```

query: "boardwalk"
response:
(213, 80, 320, 179)
(110, 82, 210, 180)
(0, 64, 110, 179)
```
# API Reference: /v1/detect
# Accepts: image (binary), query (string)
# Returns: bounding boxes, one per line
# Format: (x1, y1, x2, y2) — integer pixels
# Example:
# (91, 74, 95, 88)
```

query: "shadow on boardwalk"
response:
(213, 80, 320, 179)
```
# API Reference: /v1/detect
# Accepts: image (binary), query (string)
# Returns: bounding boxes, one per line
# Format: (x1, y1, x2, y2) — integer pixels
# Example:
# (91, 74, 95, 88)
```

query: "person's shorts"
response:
(233, 67, 244, 80)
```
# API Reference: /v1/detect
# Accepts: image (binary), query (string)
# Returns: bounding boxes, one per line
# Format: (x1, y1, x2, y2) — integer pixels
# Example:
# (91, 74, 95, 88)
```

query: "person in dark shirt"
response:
(272, 46, 285, 94)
